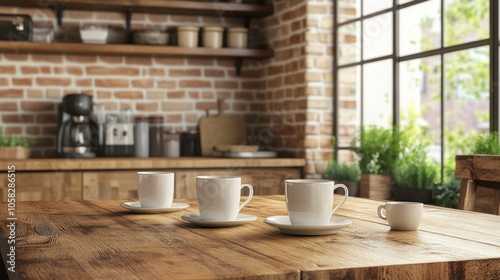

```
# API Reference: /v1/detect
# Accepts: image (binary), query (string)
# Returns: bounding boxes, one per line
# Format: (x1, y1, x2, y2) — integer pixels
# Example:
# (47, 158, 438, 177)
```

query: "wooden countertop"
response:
(2, 196, 500, 279)
(0, 157, 306, 172)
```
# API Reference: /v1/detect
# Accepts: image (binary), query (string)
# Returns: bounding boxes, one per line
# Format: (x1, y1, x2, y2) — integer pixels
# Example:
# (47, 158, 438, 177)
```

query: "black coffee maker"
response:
(57, 93, 98, 158)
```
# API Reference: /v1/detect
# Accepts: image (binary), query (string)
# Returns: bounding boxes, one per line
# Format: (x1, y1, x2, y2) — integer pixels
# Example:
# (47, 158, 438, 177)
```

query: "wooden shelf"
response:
(0, 41, 273, 59)
(1, 0, 273, 18)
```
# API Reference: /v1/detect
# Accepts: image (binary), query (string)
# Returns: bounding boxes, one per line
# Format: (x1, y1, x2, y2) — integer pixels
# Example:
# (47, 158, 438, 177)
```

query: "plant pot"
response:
(334, 180, 359, 197)
(360, 174, 392, 200)
(0, 147, 31, 159)
(393, 187, 433, 204)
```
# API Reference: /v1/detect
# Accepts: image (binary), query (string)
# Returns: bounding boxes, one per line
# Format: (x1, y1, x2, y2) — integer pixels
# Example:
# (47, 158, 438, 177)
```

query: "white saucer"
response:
(264, 215, 352, 235)
(120, 201, 189, 214)
(181, 213, 257, 227)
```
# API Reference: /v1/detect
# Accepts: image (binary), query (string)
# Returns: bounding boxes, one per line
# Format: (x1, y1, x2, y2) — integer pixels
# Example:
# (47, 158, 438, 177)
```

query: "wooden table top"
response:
(2, 196, 500, 279)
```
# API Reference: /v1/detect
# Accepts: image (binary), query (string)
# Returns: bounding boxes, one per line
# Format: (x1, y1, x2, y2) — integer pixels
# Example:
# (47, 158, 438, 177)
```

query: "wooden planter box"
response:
(360, 174, 392, 200)
(393, 187, 433, 204)
(0, 147, 31, 159)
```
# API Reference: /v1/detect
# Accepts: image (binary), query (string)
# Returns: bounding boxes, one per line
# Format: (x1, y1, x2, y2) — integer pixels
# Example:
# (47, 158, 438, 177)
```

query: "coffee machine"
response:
(57, 93, 98, 158)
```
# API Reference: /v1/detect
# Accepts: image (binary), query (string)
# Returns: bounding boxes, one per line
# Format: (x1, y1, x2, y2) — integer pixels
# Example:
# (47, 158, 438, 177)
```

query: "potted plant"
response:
(351, 125, 399, 200)
(392, 144, 438, 203)
(0, 130, 31, 159)
(322, 159, 361, 197)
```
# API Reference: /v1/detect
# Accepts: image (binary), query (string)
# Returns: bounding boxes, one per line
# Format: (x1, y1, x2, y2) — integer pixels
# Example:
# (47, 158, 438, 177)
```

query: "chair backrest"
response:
(458, 179, 500, 215)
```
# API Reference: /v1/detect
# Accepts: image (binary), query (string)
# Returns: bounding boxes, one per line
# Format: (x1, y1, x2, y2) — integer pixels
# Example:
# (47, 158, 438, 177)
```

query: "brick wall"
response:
(0, 1, 335, 179)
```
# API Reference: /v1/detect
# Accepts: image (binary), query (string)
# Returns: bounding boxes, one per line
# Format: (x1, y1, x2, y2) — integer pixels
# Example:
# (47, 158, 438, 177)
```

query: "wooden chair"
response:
(458, 179, 500, 215)
(456, 155, 500, 215)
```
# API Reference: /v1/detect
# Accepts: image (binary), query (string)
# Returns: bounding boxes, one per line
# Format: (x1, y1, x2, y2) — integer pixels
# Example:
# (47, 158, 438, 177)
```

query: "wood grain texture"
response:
(359, 174, 391, 200)
(0, 157, 305, 171)
(0, 172, 81, 201)
(0, 42, 274, 58)
(2, 196, 500, 279)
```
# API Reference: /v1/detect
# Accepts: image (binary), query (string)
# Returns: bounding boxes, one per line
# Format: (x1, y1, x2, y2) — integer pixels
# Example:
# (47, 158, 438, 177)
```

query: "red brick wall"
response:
(0, 1, 335, 179)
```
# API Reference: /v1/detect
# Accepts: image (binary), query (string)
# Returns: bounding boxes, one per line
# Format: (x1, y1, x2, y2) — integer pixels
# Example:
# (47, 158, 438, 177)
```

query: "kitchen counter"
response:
(0, 157, 305, 201)
(0, 157, 305, 171)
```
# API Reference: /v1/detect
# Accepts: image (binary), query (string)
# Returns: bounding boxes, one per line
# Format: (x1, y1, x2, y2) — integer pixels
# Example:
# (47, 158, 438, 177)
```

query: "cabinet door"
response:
(175, 168, 301, 198)
(82, 168, 301, 200)
(82, 172, 138, 200)
(0, 172, 82, 201)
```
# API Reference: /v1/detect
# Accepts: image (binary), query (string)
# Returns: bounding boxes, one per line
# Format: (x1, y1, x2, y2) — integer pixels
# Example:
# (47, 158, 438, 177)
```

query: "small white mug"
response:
(196, 176, 254, 222)
(137, 171, 175, 208)
(377, 201, 423, 230)
(285, 179, 349, 226)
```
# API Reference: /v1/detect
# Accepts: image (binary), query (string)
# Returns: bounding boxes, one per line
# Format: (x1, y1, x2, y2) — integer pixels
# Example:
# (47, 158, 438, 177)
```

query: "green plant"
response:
(351, 125, 399, 175)
(467, 132, 500, 155)
(322, 160, 360, 182)
(392, 122, 438, 190)
(0, 130, 31, 147)
(433, 179, 461, 208)
(392, 147, 438, 190)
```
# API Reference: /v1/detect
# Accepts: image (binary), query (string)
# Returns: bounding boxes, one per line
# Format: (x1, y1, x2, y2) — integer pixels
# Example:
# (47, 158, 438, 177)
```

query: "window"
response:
(334, 0, 496, 181)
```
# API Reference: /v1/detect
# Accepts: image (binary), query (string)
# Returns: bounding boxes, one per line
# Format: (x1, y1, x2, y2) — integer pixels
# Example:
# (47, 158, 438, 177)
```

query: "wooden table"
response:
(1, 196, 500, 279)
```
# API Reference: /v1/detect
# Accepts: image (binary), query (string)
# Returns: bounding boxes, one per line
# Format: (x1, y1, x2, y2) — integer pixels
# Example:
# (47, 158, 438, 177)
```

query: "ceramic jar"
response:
(203, 26, 224, 48)
(227, 27, 248, 48)
(177, 26, 199, 48)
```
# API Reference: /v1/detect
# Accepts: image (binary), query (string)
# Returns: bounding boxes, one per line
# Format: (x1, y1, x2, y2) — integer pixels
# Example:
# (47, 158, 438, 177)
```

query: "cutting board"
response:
(199, 99, 247, 156)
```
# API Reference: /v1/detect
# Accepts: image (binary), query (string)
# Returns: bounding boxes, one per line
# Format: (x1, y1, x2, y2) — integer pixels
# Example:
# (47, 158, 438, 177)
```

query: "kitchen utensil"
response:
(57, 93, 98, 158)
(214, 145, 259, 152)
(199, 99, 247, 156)
(80, 26, 108, 44)
(0, 14, 32, 41)
(133, 30, 169, 45)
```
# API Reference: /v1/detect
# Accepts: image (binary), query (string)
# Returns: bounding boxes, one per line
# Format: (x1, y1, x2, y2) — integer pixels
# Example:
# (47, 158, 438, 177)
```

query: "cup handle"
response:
(331, 184, 349, 215)
(239, 184, 254, 211)
(377, 205, 387, 220)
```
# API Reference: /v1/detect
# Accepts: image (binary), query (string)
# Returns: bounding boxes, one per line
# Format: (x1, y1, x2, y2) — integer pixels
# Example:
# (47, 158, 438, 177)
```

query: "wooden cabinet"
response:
(82, 168, 300, 200)
(0, 158, 305, 202)
(0, 172, 82, 201)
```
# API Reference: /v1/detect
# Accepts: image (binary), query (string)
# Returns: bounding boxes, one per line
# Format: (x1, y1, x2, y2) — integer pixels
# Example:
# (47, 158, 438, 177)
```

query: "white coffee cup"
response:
(377, 201, 423, 230)
(285, 179, 349, 226)
(137, 171, 175, 208)
(196, 176, 253, 222)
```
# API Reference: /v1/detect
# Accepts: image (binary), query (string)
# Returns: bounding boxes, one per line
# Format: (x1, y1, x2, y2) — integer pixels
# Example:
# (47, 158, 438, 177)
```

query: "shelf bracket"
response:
(126, 9, 133, 30)
(244, 17, 252, 29)
(56, 5, 64, 26)
(235, 58, 243, 76)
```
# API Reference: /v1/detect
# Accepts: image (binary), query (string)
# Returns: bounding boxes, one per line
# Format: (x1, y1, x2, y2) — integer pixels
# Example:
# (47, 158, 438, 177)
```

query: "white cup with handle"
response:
(137, 171, 175, 208)
(285, 179, 349, 226)
(196, 176, 254, 222)
(377, 201, 423, 230)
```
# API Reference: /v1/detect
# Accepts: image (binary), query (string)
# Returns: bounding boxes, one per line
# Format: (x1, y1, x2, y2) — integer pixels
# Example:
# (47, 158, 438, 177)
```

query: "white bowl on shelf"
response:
(80, 26, 108, 44)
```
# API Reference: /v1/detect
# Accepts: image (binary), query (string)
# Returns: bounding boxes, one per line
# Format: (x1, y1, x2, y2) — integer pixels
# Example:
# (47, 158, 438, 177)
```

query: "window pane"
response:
(363, 0, 392, 16)
(444, 0, 489, 47)
(363, 13, 393, 60)
(363, 60, 393, 127)
(399, 0, 441, 57)
(399, 56, 442, 163)
(399, 0, 414, 4)
(338, 0, 360, 24)
(338, 22, 361, 65)
(444, 46, 490, 179)
(338, 66, 361, 147)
